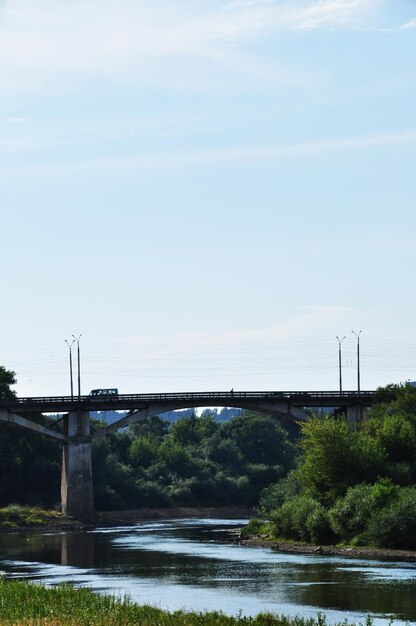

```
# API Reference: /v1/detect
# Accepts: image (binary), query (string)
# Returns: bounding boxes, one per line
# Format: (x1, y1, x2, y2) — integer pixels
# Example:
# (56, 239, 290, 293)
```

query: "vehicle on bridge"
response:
(89, 388, 118, 398)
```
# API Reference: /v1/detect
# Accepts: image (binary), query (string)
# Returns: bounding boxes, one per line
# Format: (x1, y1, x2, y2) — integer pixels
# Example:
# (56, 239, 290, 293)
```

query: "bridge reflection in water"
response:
(60, 532, 95, 568)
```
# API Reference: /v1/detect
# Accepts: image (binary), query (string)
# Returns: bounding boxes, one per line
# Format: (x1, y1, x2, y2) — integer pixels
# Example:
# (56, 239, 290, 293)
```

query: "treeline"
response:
(0, 365, 299, 509)
(246, 384, 416, 549)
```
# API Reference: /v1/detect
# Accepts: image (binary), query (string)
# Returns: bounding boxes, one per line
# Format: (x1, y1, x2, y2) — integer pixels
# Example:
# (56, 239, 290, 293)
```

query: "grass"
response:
(0, 579, 378, 626)
(0, 504, 64, 528)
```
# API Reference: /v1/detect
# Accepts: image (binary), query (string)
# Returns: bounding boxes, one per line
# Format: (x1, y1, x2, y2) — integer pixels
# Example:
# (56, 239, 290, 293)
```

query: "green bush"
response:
(259, 472, 303, 515)
(306, 505, 333, 545)
(217, 474, 252, 505)
(365, 486, 416, 549)
(240, 517, 272, 539)
(328, 479, 401, 545)
(272, 494, 332, 544)
(135, 479, 172, 507)
(370, 477, 400, 508)
(246, 464, 283, 490)
(167, 476, 215, 505)
(329, 483, 374, 542)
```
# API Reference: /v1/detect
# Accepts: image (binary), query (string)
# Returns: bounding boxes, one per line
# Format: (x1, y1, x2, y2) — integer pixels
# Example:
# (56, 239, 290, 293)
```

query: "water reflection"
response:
(61, 533, 95, 568)
(0, 519, 415, 625)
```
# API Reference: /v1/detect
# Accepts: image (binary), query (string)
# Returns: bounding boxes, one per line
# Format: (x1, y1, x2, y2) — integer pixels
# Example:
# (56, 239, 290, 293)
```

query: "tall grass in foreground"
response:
(0, 579, 379, 626)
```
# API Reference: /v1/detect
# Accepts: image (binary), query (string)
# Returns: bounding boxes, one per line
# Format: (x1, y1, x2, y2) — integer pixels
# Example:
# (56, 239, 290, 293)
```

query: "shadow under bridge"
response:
(98, 390, 311, 433)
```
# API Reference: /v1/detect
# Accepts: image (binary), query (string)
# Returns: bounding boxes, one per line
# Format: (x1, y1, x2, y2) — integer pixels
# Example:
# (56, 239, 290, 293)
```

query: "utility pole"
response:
(351, 330, 362, 394)
(65, 339, 75, 398)
(336, 336, 346, 395)
(72, 334, 82, 398)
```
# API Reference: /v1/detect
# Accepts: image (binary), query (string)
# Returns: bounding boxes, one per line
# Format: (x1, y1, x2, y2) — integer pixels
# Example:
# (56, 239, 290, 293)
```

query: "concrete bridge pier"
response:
(61, 411, 94, 521)
(346, 405, 366, 430)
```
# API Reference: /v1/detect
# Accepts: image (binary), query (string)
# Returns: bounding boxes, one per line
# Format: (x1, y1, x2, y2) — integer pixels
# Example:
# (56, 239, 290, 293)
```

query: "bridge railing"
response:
(0, 390, 377, 406)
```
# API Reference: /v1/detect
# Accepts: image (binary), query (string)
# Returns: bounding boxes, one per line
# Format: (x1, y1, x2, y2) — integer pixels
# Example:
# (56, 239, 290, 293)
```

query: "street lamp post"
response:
(65, 339, 75, 399)
(351, 330, 362, 394)
(336, 336, 346, 395)
(72, 334, 82, 399)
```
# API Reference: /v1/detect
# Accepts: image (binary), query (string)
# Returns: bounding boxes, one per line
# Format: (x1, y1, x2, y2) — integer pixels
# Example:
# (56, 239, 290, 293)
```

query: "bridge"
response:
(0, 390, 376, 521)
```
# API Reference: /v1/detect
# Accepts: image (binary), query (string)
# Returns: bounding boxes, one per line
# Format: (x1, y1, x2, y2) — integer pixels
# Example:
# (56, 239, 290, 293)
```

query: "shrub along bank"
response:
(243, 384, 416, 550)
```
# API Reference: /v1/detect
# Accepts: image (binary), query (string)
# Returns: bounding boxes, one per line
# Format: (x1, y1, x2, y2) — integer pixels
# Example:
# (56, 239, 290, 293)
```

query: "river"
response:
(1, 518, 415, 624)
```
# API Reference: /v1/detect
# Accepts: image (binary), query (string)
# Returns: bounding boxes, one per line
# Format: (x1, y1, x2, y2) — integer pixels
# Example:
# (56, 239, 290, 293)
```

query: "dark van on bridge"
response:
(89, 388, 118, 398)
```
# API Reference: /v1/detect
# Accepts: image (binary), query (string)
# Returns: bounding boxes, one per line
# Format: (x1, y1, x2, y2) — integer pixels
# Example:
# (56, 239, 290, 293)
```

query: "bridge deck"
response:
(0, 390, 376, 414)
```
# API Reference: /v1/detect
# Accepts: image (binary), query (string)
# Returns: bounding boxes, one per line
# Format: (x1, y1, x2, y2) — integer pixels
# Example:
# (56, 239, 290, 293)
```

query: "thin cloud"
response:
(0, 0, 385, 101)
(1, 129, 415, 177)
(62, 129, 416, 170)
(401, 18, 416, 30)
(127, 304, 355, 349)
(292, 0, 382, 29)
(3, 116, 30, 124)
(220, 0, 383, 33)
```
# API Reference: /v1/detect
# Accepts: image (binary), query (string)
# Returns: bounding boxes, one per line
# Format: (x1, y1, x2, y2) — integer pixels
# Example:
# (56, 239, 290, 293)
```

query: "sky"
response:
(1, 0, 416, 397)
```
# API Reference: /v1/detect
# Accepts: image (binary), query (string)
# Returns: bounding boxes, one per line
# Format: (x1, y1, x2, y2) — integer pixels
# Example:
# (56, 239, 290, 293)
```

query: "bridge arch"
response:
(96, 397, 307, 436)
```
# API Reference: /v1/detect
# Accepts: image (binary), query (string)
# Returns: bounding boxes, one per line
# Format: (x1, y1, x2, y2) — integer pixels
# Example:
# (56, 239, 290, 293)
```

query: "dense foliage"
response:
(250, 384, 416, 549)
(0, 579, 377, 626)
(92, 410, 298, 509)
(0, 366, 299, 509)
(0, 414, 62, 505)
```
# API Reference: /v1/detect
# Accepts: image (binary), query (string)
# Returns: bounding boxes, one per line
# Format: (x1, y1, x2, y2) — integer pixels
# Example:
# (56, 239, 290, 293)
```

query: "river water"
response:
(1, 518, 415, 624)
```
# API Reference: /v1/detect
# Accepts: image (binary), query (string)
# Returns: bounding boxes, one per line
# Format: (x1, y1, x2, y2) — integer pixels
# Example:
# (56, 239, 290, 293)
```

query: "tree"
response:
(0, 366, 16, 399)
(170, 413, 199, 445)
(207, 437, 243, 472)
(0, 420, 61, 506)
(222, 412, 298, 469)
(129, 415, 169, 439)
(363, 384, 416, 484)
(250, 384, 416, 549)
(129, 434, 160, 468)
(298, 417, 384, 505)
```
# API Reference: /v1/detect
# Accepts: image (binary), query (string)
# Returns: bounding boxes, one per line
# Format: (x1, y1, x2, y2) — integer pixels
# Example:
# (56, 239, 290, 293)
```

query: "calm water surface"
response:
(0, 518, 415, 624)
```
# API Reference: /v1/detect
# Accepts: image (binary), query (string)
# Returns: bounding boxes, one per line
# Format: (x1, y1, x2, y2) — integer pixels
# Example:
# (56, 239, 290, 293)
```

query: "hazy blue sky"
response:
(1, 0, 415, 396)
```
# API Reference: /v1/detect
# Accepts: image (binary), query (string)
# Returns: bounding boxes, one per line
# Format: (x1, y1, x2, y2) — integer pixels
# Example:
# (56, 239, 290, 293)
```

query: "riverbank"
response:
(0, 505, 253, 533)
(96, 506, 253, 524)
(0, 505, 88, 533)
(241, 535, 416, 562)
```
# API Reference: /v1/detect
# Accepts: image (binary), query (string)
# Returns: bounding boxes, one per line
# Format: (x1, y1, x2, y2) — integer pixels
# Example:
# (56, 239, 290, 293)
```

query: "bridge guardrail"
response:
(0, 390, 377, 407)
